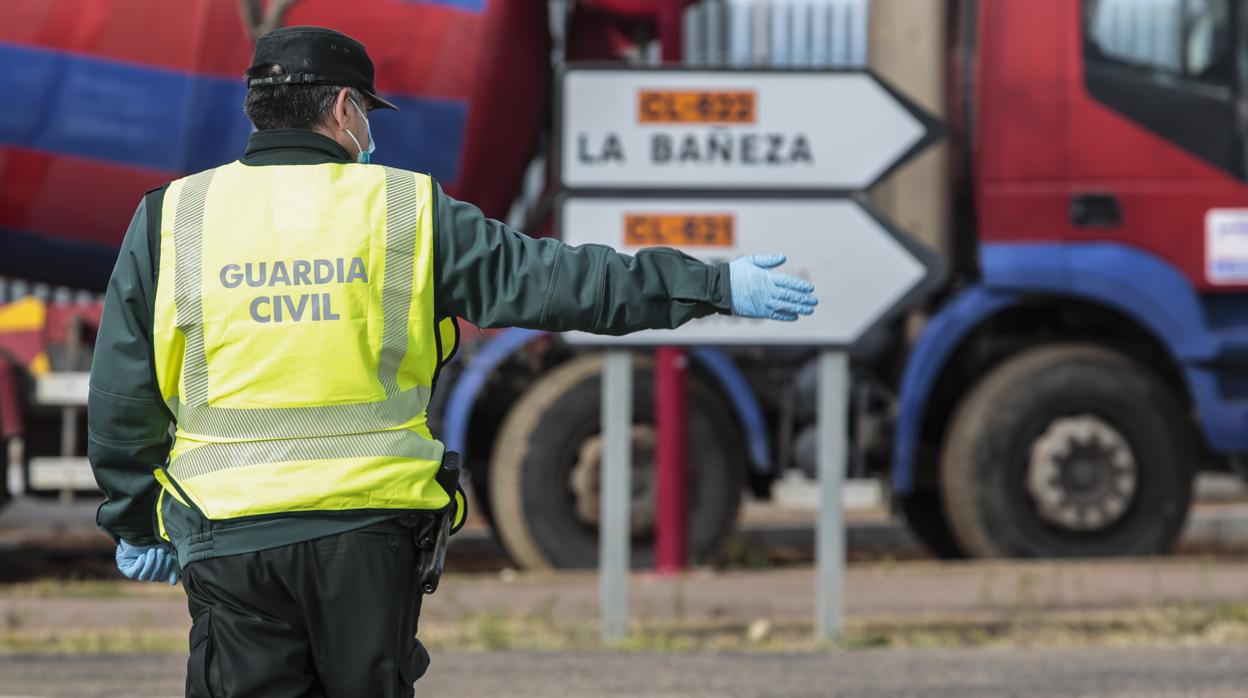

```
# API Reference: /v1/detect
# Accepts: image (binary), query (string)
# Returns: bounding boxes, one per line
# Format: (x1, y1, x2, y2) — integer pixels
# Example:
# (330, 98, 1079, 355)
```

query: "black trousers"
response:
(182, 520, 430, 698)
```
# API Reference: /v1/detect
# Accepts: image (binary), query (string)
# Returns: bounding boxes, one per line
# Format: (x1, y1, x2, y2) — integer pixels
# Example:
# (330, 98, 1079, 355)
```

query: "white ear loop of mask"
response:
(345, 98, 375, 164)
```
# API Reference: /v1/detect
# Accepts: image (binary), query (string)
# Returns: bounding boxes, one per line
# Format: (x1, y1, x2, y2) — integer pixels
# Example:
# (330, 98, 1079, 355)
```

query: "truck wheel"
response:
(0, 439, 9, 506)
(898, 489, 965, 558)
(489, 354, 745, 569)
(940, 344, 1194, 558)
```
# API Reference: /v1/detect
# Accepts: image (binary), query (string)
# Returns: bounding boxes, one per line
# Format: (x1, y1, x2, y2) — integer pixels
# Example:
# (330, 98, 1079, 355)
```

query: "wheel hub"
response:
(1027, 416, 1138, 532)
(568, 426, 657, 536)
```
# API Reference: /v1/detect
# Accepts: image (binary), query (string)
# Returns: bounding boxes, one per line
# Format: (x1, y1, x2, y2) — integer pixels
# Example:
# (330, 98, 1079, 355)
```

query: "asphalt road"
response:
(1, 645, 1245, 697)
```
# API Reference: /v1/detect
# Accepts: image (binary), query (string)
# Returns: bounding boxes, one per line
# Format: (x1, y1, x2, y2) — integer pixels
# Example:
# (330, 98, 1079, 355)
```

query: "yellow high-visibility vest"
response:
(150, 161, 457, 521)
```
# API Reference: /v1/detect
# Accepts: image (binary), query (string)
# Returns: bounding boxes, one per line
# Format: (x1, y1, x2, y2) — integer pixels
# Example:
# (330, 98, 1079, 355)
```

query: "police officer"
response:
(88, 26, 817, 698)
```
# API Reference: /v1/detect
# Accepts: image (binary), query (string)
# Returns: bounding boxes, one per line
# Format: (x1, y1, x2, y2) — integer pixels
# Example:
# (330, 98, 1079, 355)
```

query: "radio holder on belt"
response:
(414, 450, 466, 595)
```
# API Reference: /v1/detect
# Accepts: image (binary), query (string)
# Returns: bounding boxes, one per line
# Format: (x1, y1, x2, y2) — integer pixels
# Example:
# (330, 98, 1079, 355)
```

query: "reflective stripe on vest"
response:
(152, 161, 450, 520)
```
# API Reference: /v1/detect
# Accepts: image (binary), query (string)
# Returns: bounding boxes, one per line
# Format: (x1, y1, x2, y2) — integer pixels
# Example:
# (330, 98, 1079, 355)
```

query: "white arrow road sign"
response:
(559, 197, 943, 347)
(559, 67, 937, 191)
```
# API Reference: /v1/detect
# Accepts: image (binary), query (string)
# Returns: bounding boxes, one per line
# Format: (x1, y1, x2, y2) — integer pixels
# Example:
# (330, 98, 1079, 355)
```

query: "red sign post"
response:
(654, 346, 689, 573)
(654, 0, 690, 575)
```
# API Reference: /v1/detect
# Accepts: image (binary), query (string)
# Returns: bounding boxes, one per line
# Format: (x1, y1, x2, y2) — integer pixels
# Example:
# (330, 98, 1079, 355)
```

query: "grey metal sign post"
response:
(557, 65, 942, 644)
(816, 350, 850, 639)
(600, 351, 632, 642)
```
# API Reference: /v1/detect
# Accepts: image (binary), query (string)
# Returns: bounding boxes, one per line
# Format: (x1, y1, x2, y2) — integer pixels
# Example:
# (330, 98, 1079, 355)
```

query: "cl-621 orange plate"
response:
(623, 213, 736, 246)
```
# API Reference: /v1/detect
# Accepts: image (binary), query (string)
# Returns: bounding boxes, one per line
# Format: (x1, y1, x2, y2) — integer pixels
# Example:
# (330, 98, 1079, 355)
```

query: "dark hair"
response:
(242, 64, 363, 131)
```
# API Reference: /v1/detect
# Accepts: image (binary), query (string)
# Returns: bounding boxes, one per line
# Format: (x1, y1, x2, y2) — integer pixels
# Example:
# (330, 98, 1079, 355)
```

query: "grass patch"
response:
(420, 603, 1248, 654)
(0, 580, 181, 600)
(0, 628, 187, 655)
(6, 594, 1248, 655)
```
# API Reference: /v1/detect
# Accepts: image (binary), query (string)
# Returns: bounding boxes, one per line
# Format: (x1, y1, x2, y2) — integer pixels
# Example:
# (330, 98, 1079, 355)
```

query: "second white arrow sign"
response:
(559, 196, 944, 347)
(558, 67, 940, 192)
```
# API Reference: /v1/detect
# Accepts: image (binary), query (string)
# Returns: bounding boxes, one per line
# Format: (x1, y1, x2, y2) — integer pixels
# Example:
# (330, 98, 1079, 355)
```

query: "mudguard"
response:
(437, 328, 773, 474)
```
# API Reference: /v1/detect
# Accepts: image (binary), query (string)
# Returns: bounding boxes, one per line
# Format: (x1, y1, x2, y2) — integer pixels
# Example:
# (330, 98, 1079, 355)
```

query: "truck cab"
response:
(894, 0, 1248, 557)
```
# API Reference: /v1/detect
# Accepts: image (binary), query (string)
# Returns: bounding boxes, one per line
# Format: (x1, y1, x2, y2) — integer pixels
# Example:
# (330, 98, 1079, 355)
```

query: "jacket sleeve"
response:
(87, 197, 173, 545)
(432, 182, 733, 335)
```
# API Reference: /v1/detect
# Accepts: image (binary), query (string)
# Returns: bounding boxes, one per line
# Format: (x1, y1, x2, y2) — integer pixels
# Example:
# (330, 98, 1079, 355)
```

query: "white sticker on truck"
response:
(1207, 209, 1248, 284)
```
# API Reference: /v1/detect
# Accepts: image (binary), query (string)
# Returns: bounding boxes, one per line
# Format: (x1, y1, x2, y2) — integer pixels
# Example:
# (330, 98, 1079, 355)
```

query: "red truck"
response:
(1, 0, 1241, 565)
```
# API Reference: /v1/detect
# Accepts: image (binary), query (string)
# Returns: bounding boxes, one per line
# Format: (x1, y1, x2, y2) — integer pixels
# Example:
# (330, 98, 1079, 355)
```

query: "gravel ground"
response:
(1, 645, 1245, 697)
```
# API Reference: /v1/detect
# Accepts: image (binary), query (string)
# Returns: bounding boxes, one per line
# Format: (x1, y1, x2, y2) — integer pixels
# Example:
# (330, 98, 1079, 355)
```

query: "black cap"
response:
(247, 26, 398, 111)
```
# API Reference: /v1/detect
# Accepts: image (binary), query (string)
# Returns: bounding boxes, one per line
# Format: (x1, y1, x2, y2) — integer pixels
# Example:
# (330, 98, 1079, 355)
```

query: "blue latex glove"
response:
(728, 254, 818, 321)
(115, 540, 180, 585)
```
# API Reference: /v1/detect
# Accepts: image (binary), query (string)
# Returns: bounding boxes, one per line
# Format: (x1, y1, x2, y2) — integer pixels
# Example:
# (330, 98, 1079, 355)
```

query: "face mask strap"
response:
(345, 127, 364, 155)
(346, 97, 373, 164)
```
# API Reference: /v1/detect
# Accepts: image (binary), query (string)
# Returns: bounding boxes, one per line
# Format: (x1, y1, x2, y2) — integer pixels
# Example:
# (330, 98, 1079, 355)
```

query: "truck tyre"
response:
(940, 344, 1194, 558)
(898, 489, 965, 558)
(0, 439, 9, 507)
(489, 354, 745, 569)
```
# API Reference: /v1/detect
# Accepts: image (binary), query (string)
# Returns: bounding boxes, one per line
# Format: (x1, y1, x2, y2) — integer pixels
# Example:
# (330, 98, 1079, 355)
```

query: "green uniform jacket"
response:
(88, 129, 733, 565)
